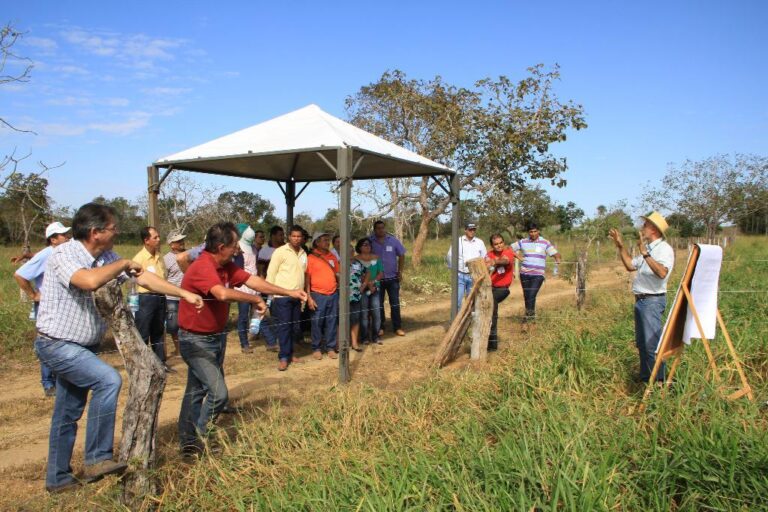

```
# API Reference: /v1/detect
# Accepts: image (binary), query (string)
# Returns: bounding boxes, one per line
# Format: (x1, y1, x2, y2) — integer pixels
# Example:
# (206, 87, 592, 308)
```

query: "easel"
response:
(642, 244, 753, 405)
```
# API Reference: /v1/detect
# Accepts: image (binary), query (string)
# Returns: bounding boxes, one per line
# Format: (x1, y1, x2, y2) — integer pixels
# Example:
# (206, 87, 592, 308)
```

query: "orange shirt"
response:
(306, 250, 339, 295)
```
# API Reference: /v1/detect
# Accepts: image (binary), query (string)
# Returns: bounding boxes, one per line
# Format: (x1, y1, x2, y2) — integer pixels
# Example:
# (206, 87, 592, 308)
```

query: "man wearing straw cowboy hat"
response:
(609, 211, 675, 384)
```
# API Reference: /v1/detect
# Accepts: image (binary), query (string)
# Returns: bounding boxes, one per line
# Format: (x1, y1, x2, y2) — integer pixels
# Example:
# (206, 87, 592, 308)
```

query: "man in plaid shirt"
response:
(34, 203, 203, 493)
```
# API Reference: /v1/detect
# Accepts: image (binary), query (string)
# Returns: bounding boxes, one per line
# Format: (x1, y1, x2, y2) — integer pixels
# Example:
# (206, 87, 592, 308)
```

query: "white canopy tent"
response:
(148, 104, 462, 382)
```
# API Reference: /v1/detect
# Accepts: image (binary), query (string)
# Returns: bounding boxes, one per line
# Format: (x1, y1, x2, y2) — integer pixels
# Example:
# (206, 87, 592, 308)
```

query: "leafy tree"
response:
(346, 65, 586, 266)
(665, 212, 706, 238)
(642, 154, 767, 239)
(0, 172, 50, 248)
(555, 201, 585, 232)
(215, 191, 279, 232)
(478, 184, 558, 240)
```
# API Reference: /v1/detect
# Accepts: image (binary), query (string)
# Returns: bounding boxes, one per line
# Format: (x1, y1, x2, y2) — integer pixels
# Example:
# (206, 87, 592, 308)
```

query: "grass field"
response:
(2, 236, 766, 511)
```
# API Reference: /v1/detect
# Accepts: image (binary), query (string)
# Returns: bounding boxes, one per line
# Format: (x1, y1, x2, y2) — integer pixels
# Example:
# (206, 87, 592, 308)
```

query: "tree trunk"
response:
(93, 280, 167, 508)
(467, 258, 492, 360)
(410, 214, 433, 267)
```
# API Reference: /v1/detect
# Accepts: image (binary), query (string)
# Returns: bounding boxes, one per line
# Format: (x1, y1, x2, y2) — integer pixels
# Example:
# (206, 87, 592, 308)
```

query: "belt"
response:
(635, 293, 666, 301)
(37, 331, 60, 341)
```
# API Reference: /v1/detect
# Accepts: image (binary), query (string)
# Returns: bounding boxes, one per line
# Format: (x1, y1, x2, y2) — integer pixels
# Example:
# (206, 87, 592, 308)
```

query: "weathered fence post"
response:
(576, 251, 587, 310)
(467, 258, 492, 360)
(93, 280, 167, 507)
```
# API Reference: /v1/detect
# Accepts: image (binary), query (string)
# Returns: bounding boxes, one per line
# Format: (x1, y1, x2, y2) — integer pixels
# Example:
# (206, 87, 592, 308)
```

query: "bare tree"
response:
(1, 23, 34, 134)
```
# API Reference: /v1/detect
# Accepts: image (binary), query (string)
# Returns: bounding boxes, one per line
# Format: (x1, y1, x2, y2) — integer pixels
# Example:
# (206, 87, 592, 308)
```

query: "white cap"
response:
(45, 221, 72, 239)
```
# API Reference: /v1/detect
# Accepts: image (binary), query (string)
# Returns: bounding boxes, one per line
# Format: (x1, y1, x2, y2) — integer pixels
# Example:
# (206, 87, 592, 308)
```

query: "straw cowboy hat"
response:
(640, 211, 669, 236)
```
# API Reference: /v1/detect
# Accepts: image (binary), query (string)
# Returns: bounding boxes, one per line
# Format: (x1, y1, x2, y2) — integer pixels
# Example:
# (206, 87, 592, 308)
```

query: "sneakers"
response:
(44, 387, 56, 398)
(83, 460, 128, 483)
(241, 346, 253, 354)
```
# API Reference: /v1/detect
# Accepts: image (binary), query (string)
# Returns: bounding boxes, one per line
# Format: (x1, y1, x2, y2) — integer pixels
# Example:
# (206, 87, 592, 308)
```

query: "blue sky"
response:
(2, 0, 767, 222)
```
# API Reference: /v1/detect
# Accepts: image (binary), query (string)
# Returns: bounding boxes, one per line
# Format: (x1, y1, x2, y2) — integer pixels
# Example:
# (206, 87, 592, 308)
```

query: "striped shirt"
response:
(511, 237, 559, 276)
(163, 251, 184, 301)
(36, 240, 125, 346)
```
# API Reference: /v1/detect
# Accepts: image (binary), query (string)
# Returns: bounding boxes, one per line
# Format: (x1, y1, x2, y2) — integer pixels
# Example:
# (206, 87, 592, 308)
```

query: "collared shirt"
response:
(369, 233, 406, 279)
(487, 248, 516, 288)
(631, 238, 675, 295)
(266, 244, 307, 294)
(234, 249, 258, 296)
(163, 251, 184, 301)
(36, 240, 124, 346)
(349, 259, 366, 302)
(132, 247, 166, 293)
(179, 251, 250, 333)
(511, 237, 558, 276)
(15, 245, 54, 290)
(446, 236, 488, 274)
(306, 250, 339, 295)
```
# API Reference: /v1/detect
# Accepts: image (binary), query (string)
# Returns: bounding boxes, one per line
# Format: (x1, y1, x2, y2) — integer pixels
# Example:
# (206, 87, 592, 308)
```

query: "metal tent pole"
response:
(450, 173, 460, 320)
(337, 147, 353, 383)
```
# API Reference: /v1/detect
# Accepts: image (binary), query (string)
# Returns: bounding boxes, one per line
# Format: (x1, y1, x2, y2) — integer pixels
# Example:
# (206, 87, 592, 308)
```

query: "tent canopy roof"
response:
(153, 104, 452, 182)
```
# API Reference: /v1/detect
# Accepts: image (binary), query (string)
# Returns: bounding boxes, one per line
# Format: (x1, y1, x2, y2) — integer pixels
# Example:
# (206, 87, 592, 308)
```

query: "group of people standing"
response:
(447, 221, 563, 350)
(15, 201, 675, 494)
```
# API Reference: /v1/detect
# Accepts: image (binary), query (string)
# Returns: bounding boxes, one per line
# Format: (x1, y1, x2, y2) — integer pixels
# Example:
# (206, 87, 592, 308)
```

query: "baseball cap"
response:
(166, 230, 187, 244)
(465, 222, 477, 230)
(312, 232, 330, 244)
(45, 222, 71, 239)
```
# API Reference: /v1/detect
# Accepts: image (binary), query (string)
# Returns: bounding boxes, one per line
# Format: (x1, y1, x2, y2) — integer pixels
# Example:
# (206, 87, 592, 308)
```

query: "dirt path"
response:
(0, 263, 629, 499)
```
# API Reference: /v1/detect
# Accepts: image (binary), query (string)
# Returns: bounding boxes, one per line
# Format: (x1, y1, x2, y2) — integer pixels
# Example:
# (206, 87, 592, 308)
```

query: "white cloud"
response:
(24, 36, 58, 54)
(142, 87, 191, 96)
(88, 112, 151, 135)
(54, 65, 91, 76)
(46, 96, 130, 107)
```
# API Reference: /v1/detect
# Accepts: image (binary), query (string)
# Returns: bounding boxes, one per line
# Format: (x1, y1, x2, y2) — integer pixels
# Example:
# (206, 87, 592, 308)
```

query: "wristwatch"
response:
(642, 254, 651, 259)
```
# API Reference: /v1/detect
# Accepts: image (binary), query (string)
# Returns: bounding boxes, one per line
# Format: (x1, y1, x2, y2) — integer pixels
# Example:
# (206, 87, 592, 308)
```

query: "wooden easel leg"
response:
(717, 310, 754, 401)
(681, 285, 721, 384)
(665, 356, 682, 389)
(641, 345, 666, 405)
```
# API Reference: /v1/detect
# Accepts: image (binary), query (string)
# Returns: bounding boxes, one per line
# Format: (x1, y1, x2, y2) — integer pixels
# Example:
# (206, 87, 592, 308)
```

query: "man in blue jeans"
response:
(34, 203, 203, 493)
(14, 221, 72, 397)
(511, 222, 562, 326)
(178, 222, 306, 455)
(370, 220, 406, 337)
(609, 212, 675, 383)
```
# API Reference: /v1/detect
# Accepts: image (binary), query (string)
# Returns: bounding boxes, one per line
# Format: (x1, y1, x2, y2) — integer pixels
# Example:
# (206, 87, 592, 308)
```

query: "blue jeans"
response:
(489, 287, 510, 346)
(261, 314, 278, 348)
(34, 338, 122, 489)
(271, 297, 300, 361)
(310, 291, 338, 352)
(165, 299, 179, 337)
(520, 274, 545, 321)
(135, 294, 167, 362)
(634, 295, 666, 382)
(34, 302, 56, 390)
(457, 272, 473, 303)
(177, 330, 228, 449)
(379, 278, 402, 331)
(360, 290, 381, 343)
(237, 301, 251, 348)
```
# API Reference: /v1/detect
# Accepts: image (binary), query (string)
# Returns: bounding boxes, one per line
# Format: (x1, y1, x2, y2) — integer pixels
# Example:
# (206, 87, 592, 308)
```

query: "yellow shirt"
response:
(266, 244, 307, 295)
(132, 247, 166, 293)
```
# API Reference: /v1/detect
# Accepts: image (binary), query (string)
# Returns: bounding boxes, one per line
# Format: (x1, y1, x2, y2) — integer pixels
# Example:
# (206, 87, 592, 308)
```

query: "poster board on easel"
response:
(642, 244, 753, 405)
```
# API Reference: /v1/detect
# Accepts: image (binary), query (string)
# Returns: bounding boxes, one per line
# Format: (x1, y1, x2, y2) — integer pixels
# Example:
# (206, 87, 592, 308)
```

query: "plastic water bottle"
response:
(553, 264, 559, 277)
(127, 277, 140, 316)
(249, 315, 261, 335)
(29, 303, 37, 321)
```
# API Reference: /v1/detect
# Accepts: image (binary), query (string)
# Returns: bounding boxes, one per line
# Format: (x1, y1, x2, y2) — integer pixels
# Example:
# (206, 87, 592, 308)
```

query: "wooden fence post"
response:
(467, 258, 492, 360)
(93, 280, 167, 508)
(576, 251, 587, 310)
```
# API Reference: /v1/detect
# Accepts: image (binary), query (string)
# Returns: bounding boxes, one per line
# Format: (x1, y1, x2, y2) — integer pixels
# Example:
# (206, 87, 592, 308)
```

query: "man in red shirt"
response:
(177, 222, 307, 455)
(305, 233, 339, 360)
(485, 233, 515, 351)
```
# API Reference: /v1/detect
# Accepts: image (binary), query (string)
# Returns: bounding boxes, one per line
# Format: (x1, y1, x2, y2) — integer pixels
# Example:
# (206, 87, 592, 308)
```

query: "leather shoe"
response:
(378, 329, 384, 337)
(46, 480, 81, 494)
(313, 350, 323, 360)
(278, 360, 289, 371)
(395, 329, 406, 336)
(83, 460, 128, 483)
(327, 351, 338, 359)
(291, 356, 304, 364)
